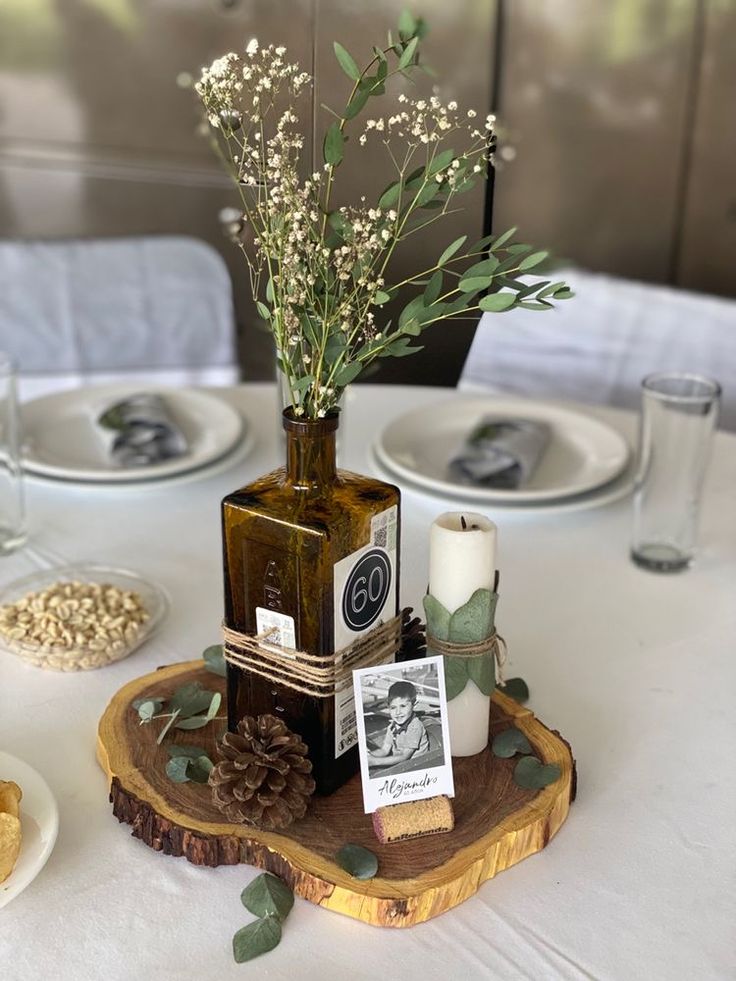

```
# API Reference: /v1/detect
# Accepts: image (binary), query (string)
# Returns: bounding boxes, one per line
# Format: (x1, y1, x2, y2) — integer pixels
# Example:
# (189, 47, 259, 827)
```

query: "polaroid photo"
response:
(352, 655, 455, 813)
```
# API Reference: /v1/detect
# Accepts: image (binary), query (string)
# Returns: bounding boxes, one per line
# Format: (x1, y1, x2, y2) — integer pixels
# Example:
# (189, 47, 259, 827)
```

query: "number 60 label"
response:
(341, 548, 392, 632)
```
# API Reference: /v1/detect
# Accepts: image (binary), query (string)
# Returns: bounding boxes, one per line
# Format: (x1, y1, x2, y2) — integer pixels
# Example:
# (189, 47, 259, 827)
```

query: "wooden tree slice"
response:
(97, 660, 575, 928)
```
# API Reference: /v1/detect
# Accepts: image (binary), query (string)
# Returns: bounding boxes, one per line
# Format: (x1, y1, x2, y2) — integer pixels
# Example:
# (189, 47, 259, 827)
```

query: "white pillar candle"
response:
(429, 511, 497, 757)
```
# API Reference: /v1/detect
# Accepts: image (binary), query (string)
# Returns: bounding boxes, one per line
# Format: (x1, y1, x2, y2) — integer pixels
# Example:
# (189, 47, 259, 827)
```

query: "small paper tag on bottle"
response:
(333, 505, 398, 758)
(255, 607, 296, 655)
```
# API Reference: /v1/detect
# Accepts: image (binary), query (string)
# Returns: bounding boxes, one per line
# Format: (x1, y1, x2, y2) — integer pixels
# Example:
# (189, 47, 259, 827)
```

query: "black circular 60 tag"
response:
(342, 548, 392, 632)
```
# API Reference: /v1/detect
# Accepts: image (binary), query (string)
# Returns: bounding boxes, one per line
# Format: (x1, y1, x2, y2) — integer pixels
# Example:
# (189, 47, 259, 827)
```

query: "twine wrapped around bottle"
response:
(223, 613, 403, 698)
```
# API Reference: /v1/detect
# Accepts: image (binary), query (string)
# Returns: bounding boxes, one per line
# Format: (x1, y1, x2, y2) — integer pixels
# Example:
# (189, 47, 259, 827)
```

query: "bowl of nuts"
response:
(0, 565, 169, 671)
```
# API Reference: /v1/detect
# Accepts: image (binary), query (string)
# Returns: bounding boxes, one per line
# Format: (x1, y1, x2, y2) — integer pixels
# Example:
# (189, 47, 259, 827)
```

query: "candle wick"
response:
(471, 524, 479, 530)
(460, 515, 467, 530)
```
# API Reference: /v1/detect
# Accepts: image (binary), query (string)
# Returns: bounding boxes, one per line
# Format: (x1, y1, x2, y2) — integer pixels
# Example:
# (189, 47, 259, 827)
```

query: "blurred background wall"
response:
(0, 0, 733, 384)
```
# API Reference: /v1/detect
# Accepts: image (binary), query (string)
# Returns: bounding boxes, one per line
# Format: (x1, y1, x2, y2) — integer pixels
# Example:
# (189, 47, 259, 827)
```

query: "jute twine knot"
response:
(426, 630, 507, 686)
(223, 613, 402, 698)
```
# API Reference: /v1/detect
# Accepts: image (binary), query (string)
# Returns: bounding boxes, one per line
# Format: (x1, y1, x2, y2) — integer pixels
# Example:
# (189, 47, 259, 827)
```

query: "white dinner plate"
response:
(374, 396, 631, 504)
(21, 385, 245, 483)
(0, 751, 59, 909)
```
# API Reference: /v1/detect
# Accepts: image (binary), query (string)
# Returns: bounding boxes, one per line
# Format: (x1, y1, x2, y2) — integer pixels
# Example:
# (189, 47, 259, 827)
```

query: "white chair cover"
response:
(0, 236, 239, 399)
(460, 267, 736, 430)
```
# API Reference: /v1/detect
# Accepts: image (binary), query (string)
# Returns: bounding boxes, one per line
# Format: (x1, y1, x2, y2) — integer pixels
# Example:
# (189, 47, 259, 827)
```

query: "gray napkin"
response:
(98, 393, 189, 467)
(449, 416, 551, 489)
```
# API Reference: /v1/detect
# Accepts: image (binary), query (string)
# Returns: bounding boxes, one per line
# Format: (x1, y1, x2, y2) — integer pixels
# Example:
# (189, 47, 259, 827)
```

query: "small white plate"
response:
(374, 396, 630, 505)
(21, 385, 245, 483)
(0, 751, 59, 909)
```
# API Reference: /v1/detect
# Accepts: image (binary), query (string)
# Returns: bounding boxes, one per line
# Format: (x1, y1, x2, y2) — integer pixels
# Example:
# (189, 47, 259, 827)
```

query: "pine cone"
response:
(209, 715, 315, 830)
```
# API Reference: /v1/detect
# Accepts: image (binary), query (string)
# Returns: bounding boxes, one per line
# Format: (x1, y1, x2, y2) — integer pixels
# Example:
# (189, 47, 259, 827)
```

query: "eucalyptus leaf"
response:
(232, 916, 282, 963)
(334, 362, 362, 386)
(424, 269, 443, 307)
(373, 290, 391, 305)
(323, 122, 344, 166)
(398, 8, 417, 40)
(241, 873, 295, 922)
(478, 292, 517, 313)
(427, 148, 455, 176)
(443, 655, 469, 700)
(165, 756, 190, 783)
(467, 653, 495, 696)
(459, 275, 494, 293)
(490, 226, 517, 251)
(553, 288, 574, 299)
(438, 235, 467, 266)
(174, 715, 211, 731)
(464, 257, 499, 279)
(136, 700, 159, 723)
(203, 644, 226, 677)
(423, 593, 451, 642)
(513, 755, 561, 790)
(502, 677, 530, 703)
(491, 727, 532, 759)
(205, 691, 222, 723)
(448, 588, 495, 644)
(414, 182, 439, 208)
(518, 250, 549, 271)
(378, 180, 401, 209)
(399, 295, 425, 330)
(255, 301, 271, 321)
(336, 843, 378, 880)
(398, 36, 418, 69)
(344, 86, 370, 120)
(169, 683, 215, 720)
(333, 41, 360, 81)
(187, 755, 215, 783)
(519, 300, 553, 311)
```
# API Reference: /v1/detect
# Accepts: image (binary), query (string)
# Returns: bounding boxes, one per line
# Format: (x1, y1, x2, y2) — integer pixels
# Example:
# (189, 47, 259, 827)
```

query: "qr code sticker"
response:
(373, 525, 388, 548)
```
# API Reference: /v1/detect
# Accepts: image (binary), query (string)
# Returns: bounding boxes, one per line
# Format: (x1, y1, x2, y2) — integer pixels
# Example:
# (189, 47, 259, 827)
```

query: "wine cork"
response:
(372, 795, 455, 844)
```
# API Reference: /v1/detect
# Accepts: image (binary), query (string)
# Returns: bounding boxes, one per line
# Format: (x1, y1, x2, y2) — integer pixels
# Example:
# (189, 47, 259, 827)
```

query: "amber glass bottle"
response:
(222, 409, 401, 796)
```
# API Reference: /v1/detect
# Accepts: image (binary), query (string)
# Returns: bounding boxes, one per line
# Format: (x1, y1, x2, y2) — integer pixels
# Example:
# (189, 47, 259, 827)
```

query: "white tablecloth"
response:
(2, 384, 734, 981)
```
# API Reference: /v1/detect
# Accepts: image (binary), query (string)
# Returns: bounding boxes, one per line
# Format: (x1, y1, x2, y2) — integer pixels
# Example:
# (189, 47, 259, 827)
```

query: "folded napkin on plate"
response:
(449, 417, 551, 489)
(97, 393, 189, 467)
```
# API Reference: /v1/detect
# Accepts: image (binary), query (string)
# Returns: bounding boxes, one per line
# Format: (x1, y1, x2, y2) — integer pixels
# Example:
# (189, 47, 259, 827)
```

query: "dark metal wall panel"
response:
(494, 0, 700, 283)
(677, 0, 736, 297)
(313, 0, 497, 387)
(0, 0, 315, 380)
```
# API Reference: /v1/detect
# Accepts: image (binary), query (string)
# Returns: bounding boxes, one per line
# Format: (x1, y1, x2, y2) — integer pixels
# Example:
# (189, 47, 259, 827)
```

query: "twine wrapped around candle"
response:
(425, 630, 507, 684)
(223, 614, 402, 698)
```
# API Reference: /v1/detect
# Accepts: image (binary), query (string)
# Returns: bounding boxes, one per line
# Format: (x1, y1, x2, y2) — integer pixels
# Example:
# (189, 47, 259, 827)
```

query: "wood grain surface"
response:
(97, 660, 575, 927)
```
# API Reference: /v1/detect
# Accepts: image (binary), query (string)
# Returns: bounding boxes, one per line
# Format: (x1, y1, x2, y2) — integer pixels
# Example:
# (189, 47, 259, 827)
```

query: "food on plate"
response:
(0, 780, 22, 883)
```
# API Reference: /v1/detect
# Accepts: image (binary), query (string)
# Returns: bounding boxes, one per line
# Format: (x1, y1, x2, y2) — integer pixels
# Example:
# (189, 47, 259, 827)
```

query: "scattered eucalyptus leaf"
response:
(169, 682, 215, 720)
(174, 714, 211, 731)
(502, 677, 530, 703)
(203, 644, 226, 677)
(232, 916, 282, 963)
(423, 593, 450, 642)
(165, 756, 190, 783)
(467, 652, 495, 696)
(187, 755, 215, 783)
(443, 655, 468, 700)
(491, 727, 532, 759)
(336, 843, 378, 880)
(513, 755, 561, 790)
(241, 873, 295, 922)
(136, 700, 160, 723)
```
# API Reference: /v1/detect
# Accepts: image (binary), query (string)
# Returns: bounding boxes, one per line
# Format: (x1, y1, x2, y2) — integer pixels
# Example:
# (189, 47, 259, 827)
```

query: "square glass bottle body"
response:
(222, 413, 400, 796)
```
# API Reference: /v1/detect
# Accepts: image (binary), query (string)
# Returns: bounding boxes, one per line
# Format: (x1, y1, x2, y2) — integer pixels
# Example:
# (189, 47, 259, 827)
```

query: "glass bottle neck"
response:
(283, 411, 338, 490)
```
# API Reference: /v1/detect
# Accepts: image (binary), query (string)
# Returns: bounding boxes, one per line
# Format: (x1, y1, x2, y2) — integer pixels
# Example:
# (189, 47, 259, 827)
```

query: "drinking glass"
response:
(631, 372, 720, 572)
